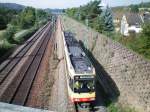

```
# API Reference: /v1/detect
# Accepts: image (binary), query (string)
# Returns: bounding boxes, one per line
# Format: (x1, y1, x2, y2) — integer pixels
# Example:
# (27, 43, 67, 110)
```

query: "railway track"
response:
(0, 23, 49, 84)
(0, 21, 53, 106)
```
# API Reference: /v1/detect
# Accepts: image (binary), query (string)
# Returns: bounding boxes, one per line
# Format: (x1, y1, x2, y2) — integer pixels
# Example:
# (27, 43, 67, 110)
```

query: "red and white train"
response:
(62, 31, 96, 108)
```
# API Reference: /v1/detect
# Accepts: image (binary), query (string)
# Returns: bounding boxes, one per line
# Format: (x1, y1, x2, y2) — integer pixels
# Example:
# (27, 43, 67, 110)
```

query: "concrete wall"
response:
(62, 16, 150, 112)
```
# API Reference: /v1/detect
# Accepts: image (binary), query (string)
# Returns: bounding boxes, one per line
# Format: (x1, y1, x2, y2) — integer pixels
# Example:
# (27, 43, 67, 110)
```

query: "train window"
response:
(74, 79, 95, 93)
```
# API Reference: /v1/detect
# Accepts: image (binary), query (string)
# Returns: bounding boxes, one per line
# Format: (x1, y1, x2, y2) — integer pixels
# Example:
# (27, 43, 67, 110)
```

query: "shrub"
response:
(3, 24, 17, 43)
(14, 27, 37, 43)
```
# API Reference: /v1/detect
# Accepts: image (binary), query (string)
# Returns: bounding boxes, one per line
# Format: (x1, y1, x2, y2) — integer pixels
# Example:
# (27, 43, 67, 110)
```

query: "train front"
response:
(71, 75, 95, 102)
(68, 62, 96, 109)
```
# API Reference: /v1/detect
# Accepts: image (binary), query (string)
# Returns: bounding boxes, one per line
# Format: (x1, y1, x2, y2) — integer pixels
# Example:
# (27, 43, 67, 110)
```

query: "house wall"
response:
(62, 16, 150, 112)
(128, 26, 142, 33)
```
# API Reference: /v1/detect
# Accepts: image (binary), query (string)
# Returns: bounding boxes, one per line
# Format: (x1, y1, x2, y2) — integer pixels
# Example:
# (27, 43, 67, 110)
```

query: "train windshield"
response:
(74, 78, 95, 93)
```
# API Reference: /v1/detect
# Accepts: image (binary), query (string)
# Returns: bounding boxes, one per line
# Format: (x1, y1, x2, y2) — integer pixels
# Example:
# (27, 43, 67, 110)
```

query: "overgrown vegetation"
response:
(65, 0, 114, 33)
(0, 6, 49, 58)
(0, 7, 20, 30)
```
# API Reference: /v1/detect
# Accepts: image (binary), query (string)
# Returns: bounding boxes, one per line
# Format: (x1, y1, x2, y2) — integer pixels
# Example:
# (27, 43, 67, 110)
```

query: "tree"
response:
(19, 7, 36, 29)
(0, 7, 19, 29)
(0, 15, 7, 29)
(93, 15, 104, 33)
(130, 5, 139, 13)
(3, 24, 16, 43)
(36, 9, 48, 20)
(65, 0, 106, 33)
(65, 8, 77, 18)
(102, 6, 114, 32)
(85, 0, 102, 19)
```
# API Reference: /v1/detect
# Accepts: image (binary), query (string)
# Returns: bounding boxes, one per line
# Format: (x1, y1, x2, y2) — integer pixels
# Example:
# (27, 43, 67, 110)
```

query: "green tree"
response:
(35, 9, 49, 27)
(102, 6, 114, 32)
(0, 15, 7, 29)
(3, 24, 16, 43)
(11, 15, 20, 26)
(93, 15, 104, 33)
(65, 0, 102, 29)
(130, 5, 139, 13)
(19, 7, 36, 29)
(65, 8, 77, 18)
(0, 7, 19, 29)
(36, 9, 48, 20)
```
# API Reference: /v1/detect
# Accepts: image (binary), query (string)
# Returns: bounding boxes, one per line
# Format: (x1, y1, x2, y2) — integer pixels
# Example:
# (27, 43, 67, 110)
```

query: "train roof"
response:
(64, 31, 93, 74)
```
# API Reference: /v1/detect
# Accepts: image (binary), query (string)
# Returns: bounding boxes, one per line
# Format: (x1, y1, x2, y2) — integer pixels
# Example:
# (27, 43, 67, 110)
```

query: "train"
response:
(62, 31, 96, 109)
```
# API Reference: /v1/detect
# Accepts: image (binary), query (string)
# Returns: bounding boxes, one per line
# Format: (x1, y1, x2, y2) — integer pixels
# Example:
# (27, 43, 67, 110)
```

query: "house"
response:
(112, 12, 123, 32)
(120, 13, 143, 36)
(143, 12, 150, 23)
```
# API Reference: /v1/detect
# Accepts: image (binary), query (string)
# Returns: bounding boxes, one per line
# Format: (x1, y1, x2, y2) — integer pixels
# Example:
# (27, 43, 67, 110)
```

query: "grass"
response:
(107, 103, 137, 112)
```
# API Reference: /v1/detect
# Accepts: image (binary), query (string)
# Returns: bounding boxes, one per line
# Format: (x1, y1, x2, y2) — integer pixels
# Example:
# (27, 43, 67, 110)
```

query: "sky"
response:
(0, 0, 149, 9)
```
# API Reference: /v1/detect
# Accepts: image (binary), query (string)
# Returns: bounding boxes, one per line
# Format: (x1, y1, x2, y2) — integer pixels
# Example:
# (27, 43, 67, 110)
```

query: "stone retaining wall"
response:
(62, 16, 150, 112)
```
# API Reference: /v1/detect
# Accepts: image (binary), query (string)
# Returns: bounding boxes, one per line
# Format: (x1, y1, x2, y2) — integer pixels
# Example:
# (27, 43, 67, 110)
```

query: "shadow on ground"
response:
(79, 40, 120, 110)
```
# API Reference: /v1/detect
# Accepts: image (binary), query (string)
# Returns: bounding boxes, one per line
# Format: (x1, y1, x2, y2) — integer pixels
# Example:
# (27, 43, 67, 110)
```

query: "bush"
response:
(0, 39, 14, 57)
(3, 24, 17, 43)
(0, 15, 7, 30)
(107, 103, 119, 112)
(14, 27, 37, 43)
